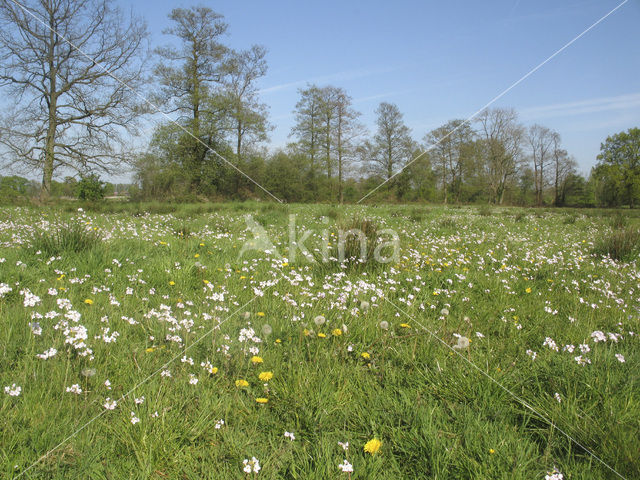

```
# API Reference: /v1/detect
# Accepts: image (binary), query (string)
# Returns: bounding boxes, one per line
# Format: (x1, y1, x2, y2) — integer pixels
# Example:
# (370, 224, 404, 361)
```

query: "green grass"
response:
(0, 203, 638, 479)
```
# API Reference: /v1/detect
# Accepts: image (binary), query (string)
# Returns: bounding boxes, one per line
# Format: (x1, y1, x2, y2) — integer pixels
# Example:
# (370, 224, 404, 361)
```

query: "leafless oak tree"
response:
(0, 0, 148, 197)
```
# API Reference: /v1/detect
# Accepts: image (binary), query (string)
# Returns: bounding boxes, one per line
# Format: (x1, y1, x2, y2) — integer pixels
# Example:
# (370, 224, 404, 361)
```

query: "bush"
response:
(76, 175, 105, 201)
(32, 223, 101, 256)
(593, 227, 640, 262)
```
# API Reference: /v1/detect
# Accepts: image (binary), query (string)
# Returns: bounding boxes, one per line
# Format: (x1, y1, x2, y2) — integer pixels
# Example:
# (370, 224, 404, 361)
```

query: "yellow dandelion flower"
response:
(525, 287, 532, 293)
(332, 328, 343, 336)
(317, 333, 326, 338)
(203, 279, 210, 284)
(364, 438, 382, 455)
(361, 352, 371, 359)
(275, 338, 282, 344)
(255, 397, 269, 404)
(489, 448, 495, 454)
(208, 367, 218, 375)
(194, 254, 200, 258)
(199, 243, 205, 246)
(84, 299, 93, 305)
(145, 347, 155, 353)
(169, 281, 175, 286)
(258, 371, 273, 382)
(235, 379, 249, 388)
(257, 312, 265, 317)
(400, 323, 411, 329)
(251, 356, 263, 365)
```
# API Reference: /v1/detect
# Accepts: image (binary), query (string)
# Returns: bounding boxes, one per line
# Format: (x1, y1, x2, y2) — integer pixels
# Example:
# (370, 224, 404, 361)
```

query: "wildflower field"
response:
(1, 203, 639, 479)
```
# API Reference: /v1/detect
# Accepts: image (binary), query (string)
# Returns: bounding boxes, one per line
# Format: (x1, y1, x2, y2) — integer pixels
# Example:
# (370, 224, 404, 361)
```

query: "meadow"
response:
(0, 202, 639, 479)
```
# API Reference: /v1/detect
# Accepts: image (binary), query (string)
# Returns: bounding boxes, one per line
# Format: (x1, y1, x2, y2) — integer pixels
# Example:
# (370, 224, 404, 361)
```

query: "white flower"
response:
(545, 468, 564, 480)
(338, 441, 349, 451)
(526, 349, 537, 360)
(104, 379, 112, 390)
(4, 384, 21, 396)
(338, 459, 353, 473)
(215, 419, 225, 429)
(189, 374, 198, 385)
(574, 355, 591, 366)
(579, 343, 590, 354)
(36, 347, 57, 360)
(242, 457, 260, 473)
(134, 396, 145, 405)
(103, 398, 117, 410)
(130, 412, 140, 424)
(554, 392, 562, 403)
(284, 431, 295, 441)
(615, 353, 625, 363)
(475, 332, 485, 338)
(66, 384, 82, 394)
(543, 337, 559, 352)
(161, 369, 171, 377)
(590, 330, 607, 343)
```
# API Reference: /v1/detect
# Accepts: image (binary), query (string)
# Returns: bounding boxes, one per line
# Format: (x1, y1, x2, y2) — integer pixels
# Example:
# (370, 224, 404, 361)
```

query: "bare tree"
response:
(527, 124, 555, 206)
(0, 0, 147, 198)
(476, 108, 524, 204)
(290, 85, 323, 181)
(371, 102, 413, 181)
(222, 45, 270, 161)
(550, 133, 577, 206)
(155, 6, 227, 192)
(332, 89, 364, 204)
(425, 119, 475, 204)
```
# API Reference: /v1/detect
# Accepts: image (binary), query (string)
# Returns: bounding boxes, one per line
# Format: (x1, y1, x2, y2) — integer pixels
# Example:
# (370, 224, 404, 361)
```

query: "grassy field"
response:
(1, 202, 639, 479)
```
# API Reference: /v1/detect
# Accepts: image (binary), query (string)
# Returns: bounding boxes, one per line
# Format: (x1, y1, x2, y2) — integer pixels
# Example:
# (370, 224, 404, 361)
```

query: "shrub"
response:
(593, 227, 640, 262)
(75, 175, 105, 201)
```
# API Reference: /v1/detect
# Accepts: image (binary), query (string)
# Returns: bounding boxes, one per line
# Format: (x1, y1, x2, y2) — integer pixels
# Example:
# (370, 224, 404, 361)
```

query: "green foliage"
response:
(593, 127, 640, 207)
(75, 175, 105, 201)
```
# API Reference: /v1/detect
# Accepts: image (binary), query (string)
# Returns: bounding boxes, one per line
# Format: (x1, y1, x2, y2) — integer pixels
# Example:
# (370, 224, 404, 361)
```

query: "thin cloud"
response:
(521, 92, 640, 120)
(258, 66, 399, 95)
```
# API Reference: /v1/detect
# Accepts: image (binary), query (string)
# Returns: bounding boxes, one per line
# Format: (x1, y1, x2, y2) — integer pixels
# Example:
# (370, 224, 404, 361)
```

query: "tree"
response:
(526, 124, 555, 206)
(476, 108, 524, 204)
(594, 128, 640, 207)
(331, 88, 363, 203)
(425, 120, 475, 204)
(155, 6, 228, 192)
(221, 45, 270, 160)
(0, 0, 147, 198)
(290, 85, 323, 183)
(550, 134, 577, 206)
(75, 174, 105, 201)
(370, 102, 413, 182)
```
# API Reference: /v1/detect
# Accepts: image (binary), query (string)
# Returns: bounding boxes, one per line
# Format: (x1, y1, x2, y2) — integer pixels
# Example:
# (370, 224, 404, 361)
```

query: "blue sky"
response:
(123, 0, 638, 176)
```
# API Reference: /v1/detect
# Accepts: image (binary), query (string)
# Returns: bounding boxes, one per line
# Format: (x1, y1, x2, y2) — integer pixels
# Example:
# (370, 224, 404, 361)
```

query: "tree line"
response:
(0, 1, 637, 207)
